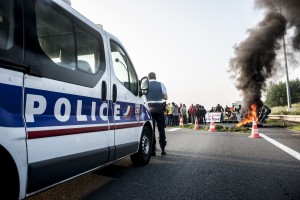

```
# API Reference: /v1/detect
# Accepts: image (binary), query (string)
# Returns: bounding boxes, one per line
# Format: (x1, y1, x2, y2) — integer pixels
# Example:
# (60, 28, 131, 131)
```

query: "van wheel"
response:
(0, 152, 19, 199)
(130, 126, 152, 166)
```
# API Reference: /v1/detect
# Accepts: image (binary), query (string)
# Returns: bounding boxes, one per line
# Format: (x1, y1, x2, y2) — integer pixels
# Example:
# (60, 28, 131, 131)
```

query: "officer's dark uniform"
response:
(146, 76, 167, 156)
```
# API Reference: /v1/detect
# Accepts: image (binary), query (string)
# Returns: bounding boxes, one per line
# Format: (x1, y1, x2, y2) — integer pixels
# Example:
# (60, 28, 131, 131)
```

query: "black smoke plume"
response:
(230, 0, 300, 113)
(255, 0, 300, 50)
(230, 12, 286, 111)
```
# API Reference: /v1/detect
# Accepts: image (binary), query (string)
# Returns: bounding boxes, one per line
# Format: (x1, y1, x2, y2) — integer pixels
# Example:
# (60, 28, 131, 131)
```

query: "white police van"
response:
(0, 0, 153, 199)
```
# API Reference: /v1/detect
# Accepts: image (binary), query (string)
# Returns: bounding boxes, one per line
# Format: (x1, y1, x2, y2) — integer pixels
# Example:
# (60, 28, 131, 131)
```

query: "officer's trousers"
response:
(148, 103, 167, 151)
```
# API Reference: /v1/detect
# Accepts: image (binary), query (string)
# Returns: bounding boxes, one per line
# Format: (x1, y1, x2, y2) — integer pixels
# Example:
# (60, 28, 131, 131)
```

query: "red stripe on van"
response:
(114, 122, 144, 130)
(28, 122, 144, 139)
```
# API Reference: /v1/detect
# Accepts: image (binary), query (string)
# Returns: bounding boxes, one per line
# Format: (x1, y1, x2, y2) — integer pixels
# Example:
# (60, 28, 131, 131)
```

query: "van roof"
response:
(52, 0, 107, 35)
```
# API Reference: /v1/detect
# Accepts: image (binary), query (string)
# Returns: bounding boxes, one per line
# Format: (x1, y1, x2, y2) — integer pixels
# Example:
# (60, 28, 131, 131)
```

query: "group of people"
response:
(186, 104, 207, 124)
(163, 102, 180, 126)
(211, 104, 242, 122)
(162, 103, 208, 126)
(145, 71, 271, 157)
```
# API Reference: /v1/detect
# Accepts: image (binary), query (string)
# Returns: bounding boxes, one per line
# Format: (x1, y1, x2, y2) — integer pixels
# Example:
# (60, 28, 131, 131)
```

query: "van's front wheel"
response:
(0, 151, 19, 199)
(130, 126, 152, 166)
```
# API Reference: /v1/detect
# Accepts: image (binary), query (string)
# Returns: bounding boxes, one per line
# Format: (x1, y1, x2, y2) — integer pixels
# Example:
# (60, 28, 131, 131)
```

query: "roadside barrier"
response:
(268, 115, 300, 123)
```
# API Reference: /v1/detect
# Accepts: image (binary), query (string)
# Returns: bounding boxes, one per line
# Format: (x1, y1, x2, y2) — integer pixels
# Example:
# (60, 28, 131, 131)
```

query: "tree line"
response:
(265, 78, 300, 107)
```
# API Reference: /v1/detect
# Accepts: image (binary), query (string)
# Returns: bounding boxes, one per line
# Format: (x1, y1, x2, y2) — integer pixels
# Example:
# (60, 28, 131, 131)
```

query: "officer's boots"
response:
(160, 141, 167, 155)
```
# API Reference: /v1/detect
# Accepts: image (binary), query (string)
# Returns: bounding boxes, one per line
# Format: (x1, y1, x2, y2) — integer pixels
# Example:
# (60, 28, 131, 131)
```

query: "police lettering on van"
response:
(0, 0, 153, 199)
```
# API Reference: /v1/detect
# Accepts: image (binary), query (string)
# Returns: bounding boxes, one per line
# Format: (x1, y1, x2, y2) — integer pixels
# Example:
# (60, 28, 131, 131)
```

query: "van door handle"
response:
(112, 84, 117, 103)
(101, 81, 107, 102)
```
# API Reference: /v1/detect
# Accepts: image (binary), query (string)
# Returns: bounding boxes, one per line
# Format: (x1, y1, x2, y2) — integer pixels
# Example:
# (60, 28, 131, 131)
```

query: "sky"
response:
(70, 0, 300, 109)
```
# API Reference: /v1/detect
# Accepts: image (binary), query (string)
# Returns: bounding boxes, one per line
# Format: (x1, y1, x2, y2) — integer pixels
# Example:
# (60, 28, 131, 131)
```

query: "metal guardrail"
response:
(268, 115, 300, 123)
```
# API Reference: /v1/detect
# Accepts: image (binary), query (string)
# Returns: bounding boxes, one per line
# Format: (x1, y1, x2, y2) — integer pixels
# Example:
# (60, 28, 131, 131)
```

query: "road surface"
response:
(27, 125, 300, 200)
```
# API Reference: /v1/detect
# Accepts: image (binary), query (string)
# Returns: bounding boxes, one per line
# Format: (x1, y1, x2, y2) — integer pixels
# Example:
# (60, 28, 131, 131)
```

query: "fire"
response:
(236, 103, 258, 127)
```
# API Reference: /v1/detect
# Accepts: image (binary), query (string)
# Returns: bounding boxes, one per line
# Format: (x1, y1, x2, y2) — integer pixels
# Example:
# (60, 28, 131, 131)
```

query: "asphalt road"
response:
(27, 125, 300, 200)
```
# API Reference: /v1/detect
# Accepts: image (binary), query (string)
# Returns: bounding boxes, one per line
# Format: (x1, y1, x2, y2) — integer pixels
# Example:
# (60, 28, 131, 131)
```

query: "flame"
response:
(237, 103, 258, 127)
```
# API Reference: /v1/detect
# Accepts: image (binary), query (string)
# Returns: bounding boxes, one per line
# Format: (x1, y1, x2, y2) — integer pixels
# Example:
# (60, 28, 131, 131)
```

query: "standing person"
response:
(146, 72, 168, 156)
(225, 105, 232, 118)
(187, 107, 191, 123)
(167, 102, 173, 126)
(178, 103, 182, 118)
(163, 101, 168, 127)
(188, 104, 197, 124)
(180, 104, 187, 124)
(196, 104, 202, 124)
(200, 106, 207, 124)
(173, 103, 179, 126)
(215, 104, 224, 122)
(215, 104, 224, 112)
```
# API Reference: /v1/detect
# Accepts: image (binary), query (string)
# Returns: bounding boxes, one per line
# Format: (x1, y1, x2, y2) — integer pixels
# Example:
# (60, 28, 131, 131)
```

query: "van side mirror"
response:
(139, 76, 149, 97)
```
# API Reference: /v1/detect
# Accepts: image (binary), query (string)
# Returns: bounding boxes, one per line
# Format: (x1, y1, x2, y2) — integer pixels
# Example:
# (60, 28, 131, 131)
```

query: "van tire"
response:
(0, 151, 19, 199)
(130, 126, 152, 166)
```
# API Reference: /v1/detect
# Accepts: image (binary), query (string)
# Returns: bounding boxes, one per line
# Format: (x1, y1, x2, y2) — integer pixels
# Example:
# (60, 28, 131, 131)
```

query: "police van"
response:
(0, 0, 153, 199)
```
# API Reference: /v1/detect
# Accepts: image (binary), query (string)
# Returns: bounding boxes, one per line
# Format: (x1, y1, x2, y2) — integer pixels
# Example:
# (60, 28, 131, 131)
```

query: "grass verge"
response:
(271, 103, 300, 115)
(179, 124, 251, 133)
(266, 119, 300, 132)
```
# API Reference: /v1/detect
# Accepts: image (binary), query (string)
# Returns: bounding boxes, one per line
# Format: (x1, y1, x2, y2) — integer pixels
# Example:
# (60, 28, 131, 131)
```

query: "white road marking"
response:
(167, 128, 182, 132)
(260, 133, 300, 161)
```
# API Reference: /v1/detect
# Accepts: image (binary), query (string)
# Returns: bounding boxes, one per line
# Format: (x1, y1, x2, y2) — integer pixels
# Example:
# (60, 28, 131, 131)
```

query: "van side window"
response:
(0, 0, 14, 50)
(36, 1, 100, 74)
(110, 41, 138, 96)
(75, 27, 100, 74)
(36, 1, 75, 70)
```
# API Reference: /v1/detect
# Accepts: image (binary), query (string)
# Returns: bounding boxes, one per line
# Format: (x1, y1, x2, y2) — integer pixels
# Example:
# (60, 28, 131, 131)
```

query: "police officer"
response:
(146, 72, 168, 156)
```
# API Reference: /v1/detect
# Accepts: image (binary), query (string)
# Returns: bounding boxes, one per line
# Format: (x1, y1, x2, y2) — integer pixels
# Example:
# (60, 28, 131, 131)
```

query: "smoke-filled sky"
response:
(230, 0, 300, 111)
(70, 0, 300, 109)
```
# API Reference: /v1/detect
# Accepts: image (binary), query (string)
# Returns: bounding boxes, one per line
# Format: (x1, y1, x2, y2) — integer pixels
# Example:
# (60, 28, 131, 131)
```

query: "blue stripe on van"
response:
(0, 83, 23, 127)
(0, 83, 151, 128)
(25, 87, 151, 128)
